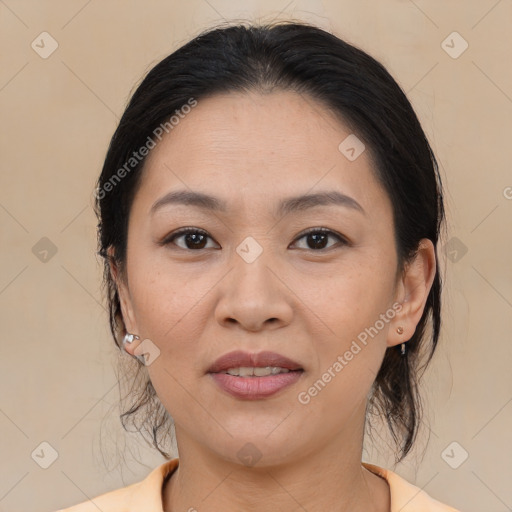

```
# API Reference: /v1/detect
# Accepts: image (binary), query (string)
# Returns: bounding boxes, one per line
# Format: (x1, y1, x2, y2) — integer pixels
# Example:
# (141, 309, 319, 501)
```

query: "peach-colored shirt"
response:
(56, 458, 461, 511)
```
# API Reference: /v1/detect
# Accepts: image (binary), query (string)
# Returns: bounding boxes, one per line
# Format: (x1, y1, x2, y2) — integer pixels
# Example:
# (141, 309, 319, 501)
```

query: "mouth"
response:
(208, 350, 304, 400)
(221, 366, 297, 377)
(208, 350, 303, 373)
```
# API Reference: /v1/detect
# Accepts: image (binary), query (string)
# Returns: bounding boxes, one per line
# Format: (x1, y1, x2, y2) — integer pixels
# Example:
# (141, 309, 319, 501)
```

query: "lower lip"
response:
(210, 371, 303, 400)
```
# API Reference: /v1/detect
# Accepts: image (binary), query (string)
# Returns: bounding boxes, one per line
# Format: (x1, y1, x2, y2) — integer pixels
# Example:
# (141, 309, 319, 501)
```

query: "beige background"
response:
(1, 1, 511, 511)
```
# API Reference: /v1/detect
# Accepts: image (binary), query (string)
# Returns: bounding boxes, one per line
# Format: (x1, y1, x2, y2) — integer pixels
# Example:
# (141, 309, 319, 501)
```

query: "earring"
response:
(122, 333, 145, 364)
(396, 326, 406, 356)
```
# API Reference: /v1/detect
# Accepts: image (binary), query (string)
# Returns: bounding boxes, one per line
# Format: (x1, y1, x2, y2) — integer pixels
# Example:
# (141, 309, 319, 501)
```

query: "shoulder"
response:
(54, 459, 179, 512)
(362, 462, 462, 512)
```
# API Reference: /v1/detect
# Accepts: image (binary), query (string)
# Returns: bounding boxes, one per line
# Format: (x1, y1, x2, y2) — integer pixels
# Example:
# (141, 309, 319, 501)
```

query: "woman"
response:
(57, 21, 461, 512)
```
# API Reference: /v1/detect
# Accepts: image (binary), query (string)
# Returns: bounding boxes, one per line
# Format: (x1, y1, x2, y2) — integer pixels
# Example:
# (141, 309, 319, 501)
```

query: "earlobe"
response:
(387, 239, 437, 348)
(121, 333, 145, 362)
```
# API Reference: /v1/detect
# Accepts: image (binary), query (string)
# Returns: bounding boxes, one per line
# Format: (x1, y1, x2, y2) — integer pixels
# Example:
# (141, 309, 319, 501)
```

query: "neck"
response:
(163, 428, 390, 512)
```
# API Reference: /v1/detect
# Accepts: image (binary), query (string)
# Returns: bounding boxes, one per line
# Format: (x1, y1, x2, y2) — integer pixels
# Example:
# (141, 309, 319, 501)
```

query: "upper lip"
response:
(208, 350, 303, 373)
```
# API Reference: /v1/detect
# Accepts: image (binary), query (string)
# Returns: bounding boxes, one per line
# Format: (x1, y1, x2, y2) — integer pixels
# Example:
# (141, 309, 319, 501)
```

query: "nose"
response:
(214, 250, 294, 332)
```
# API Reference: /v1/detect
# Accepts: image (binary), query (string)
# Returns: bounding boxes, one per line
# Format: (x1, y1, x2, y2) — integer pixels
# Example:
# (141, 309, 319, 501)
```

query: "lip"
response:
(208, 350, 303, 373)
(208, 350, 304, 400)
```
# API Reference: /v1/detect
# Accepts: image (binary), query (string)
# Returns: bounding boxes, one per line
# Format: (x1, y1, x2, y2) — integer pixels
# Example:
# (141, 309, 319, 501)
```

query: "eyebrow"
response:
(150, 189, 365, 216)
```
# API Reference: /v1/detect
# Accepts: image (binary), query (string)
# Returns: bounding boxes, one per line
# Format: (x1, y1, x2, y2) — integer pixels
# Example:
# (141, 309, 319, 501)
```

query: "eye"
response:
(162, 227, 219, 250)
(291, 228, 348, 251)
(160, 227, 348, 252)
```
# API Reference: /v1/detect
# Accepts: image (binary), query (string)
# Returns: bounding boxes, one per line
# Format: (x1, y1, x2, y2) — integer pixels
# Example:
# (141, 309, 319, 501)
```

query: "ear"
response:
(107, 246, 141, 355)
(387, 238, 437, 348)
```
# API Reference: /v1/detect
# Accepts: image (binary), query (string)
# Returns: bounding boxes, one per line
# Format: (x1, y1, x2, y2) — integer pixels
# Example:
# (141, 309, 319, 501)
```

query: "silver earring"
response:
(122, 333, 145, 364)
(401, 343, 406, 355)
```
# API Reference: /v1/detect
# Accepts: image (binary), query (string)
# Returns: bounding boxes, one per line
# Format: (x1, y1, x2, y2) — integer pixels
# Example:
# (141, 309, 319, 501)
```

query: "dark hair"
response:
(95, 20, 445, 463)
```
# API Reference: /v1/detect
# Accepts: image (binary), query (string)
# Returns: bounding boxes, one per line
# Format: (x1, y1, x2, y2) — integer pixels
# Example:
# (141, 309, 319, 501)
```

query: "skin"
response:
(110, 90, 436, 512)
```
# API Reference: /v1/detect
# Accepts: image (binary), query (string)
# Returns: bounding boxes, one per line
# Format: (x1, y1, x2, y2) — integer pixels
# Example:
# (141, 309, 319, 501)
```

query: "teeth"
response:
(225, 366, 291, 377)
(239, 367, 253, 377)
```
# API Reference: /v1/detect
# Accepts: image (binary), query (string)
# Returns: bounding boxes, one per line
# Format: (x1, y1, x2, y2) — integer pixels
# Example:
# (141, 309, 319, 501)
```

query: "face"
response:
(115, 90, 413, 467)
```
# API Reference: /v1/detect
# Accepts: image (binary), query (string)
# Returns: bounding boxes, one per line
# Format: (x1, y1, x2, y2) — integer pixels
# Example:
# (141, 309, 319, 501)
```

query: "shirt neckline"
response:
(157, 459, 391, 511)
(152, 458, 458, 512)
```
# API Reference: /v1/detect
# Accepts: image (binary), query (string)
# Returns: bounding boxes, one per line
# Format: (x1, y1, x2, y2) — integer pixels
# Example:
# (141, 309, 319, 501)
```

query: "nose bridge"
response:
(232, 237, 280, 300)
(215, 238, 293, 330)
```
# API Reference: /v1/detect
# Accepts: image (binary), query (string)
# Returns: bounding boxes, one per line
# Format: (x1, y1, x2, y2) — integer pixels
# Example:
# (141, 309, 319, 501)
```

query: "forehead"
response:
(135, 90, 390, 218)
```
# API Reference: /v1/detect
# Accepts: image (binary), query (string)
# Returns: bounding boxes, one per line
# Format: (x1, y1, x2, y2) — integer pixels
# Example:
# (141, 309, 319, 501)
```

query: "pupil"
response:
(187, 233, 205, 248)
(309, 233, 327, 249)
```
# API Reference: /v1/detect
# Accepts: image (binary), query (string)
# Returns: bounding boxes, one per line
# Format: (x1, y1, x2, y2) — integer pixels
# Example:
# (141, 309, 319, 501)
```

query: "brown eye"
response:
(161, 227, 348, 252)
(163, 228, 218, 250)
(292, 228, 348, 251)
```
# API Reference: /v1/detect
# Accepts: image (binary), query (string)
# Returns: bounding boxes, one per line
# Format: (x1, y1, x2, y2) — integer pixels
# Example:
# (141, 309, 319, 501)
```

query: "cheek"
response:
(124, 254, 207, 376)
(302, 255, 396, 380)
(304, 260, 393, 333)
(127, 261, 209, 420)
(127, 245, 196, 326)
(297, 278, 392, 418)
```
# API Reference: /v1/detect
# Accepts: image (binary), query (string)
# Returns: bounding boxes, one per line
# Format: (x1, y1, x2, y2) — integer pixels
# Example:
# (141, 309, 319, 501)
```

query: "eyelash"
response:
(160, 227, 349, 252)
